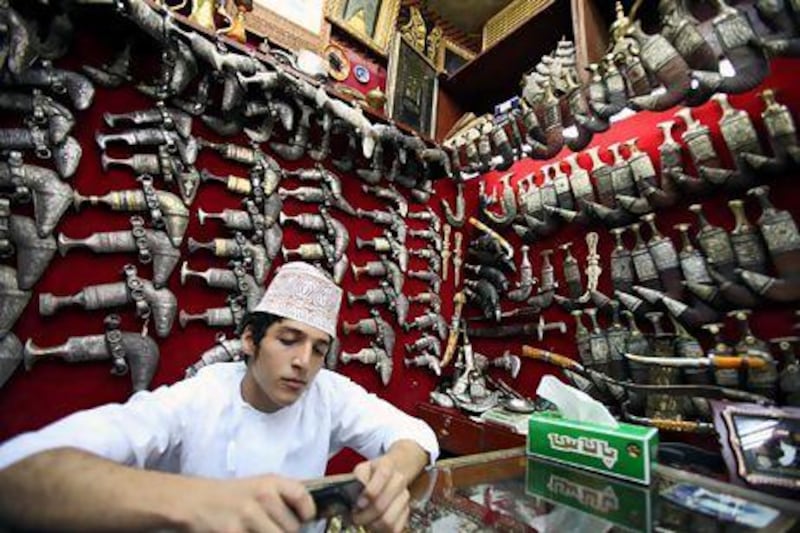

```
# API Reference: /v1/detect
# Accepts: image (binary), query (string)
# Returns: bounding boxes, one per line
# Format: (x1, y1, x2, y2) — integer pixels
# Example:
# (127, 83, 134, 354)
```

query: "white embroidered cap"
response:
(253, 261, 342, 338)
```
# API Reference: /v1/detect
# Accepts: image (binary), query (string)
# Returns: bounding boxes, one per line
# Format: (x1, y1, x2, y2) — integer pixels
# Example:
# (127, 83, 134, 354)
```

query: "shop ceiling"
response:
(422, 1, 659, 39)
(420, 0, 661, 114)
(422, 0, 514, 35)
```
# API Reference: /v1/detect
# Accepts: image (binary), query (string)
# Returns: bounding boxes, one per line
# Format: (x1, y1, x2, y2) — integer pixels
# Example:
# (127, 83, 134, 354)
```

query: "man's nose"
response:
(292, 342, 314, 368)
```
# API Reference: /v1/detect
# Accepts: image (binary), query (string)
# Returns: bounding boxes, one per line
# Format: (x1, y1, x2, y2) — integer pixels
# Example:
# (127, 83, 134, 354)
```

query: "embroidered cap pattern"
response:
(253, 262, 342, 337)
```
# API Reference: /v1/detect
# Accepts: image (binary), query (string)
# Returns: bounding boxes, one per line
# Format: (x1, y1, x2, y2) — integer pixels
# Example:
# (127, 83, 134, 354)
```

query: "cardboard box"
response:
(525, 456, 652, 532)
(527, 412, 658, 485)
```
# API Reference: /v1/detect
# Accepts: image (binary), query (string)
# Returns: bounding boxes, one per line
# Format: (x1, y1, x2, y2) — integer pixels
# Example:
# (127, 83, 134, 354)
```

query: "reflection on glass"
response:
(395, 453, 793, 532)
(732, 413, 800, 480)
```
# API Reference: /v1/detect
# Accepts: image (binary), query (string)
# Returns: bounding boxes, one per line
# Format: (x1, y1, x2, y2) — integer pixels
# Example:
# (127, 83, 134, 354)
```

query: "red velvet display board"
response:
(463, 58, 800, 410)
(1, 12, 799, 476)
(331, 35, 388, 102)
(0, 25, 443, 474)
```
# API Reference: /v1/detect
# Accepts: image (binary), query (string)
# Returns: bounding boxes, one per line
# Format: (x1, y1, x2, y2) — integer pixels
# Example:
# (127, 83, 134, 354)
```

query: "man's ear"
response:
(324, 337, 340, 369)
(240, 325, 257, 359)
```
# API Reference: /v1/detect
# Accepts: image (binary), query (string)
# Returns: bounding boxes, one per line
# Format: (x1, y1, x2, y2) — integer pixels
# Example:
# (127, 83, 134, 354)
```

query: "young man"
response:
(0, 261, 439, 532)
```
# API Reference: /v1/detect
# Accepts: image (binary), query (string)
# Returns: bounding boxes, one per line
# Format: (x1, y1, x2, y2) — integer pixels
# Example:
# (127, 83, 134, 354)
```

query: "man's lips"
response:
(281, 378, 306, 391)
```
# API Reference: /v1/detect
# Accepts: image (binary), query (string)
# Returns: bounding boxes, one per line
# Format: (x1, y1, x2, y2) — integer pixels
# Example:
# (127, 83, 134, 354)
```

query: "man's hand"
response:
(0, 449, 318, 533)
(350, 455, 411, 533)
(177, 474, 317, 532)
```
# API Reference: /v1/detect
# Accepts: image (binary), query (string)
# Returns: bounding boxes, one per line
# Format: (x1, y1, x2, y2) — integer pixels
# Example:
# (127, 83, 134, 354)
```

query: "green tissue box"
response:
(525, 456, 652, 532)
(527, 411, 658, 485)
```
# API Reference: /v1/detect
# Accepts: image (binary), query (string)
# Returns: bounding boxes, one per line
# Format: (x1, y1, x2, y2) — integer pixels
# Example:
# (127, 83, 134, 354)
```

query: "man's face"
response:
(242, 318, 331, 413)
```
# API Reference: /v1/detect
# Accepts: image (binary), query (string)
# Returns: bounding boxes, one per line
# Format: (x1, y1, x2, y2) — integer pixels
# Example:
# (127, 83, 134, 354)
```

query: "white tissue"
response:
(536, 375, 619, 428)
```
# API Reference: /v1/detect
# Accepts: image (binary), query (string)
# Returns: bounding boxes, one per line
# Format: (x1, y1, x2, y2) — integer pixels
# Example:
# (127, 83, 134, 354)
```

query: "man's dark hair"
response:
(237, 311, 283, 348)
(238, 311, 336, 365)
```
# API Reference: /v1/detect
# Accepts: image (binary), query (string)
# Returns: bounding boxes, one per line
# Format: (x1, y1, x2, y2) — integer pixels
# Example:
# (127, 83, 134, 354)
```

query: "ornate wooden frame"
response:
(437, 38, 476, 76)
(326, 0, 401, 57)
(386, 33, 438, 137)
(246, 0, 333, 53)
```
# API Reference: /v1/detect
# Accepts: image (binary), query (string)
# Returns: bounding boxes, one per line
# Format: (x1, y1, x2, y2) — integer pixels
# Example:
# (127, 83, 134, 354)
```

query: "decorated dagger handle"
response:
(644, 418, 702, 433)
(521, 345, 579, 371)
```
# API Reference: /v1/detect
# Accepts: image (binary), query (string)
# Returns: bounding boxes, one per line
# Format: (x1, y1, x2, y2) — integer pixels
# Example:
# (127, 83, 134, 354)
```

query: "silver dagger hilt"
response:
(281, 243, 324, 262)
(101, 153, 145, 173)
(39, 292, 83, 315)
(179, 305, 241, 328)
(404, 353, 442, 376)
(55, 233, 84, 255)
(23, 338, 70, 370)
(179, 261, 208, 285)
(346, 291, 368, 306)
(187, 237, 215, 254)
(197, 207, 216, 225)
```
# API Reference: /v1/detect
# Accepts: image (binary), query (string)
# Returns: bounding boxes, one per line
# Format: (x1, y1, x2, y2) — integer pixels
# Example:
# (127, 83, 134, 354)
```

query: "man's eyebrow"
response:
(275, 325, 302, 336)
(276, 325, 330, 347)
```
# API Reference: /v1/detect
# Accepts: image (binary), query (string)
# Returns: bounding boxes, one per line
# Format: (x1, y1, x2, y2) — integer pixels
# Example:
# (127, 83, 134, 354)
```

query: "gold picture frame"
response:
(437, 38, 476, 76)
(246, 0, 333, 54)
(386, 33, 438, 138)
(326, 0, 401, 57)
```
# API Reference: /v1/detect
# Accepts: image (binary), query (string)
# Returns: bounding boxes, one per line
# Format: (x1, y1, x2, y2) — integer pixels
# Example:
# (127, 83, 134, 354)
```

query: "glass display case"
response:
(402, 448, 798, 532)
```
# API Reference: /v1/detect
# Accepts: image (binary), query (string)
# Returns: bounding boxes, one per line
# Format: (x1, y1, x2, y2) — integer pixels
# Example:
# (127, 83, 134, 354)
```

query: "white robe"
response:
(0, 362, 440, 480)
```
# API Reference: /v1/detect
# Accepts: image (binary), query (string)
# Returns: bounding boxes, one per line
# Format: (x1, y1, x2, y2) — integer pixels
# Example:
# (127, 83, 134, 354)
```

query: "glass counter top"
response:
(404, 447, 798, 532)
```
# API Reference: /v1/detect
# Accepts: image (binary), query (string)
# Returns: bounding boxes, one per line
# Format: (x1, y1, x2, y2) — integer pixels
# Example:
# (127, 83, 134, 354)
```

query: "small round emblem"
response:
(353, 64, 371, 84)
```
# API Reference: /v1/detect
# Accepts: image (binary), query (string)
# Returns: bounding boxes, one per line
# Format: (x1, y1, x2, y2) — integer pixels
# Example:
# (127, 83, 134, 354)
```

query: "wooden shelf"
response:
(416, 402, 525, 456)
(439, 0, 573, 115)
(435, 0, 664, 124)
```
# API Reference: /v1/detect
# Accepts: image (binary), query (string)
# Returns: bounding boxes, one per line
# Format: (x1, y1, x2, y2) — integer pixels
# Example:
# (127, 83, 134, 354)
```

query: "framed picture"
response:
(246, 0, 333, 53)
(437, 38, 475, 76)
(386, 34, 438, 137)
(327, 0, 401, 57)
(718, 403, 800, 491)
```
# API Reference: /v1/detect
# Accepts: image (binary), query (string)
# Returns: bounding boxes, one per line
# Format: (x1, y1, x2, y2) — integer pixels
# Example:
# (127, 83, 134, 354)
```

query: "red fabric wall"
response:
(462, 58, 800, 409)
(330, 35, 388, 101)
(1, 11, 799, 475)
(0, 26, 441, 474)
